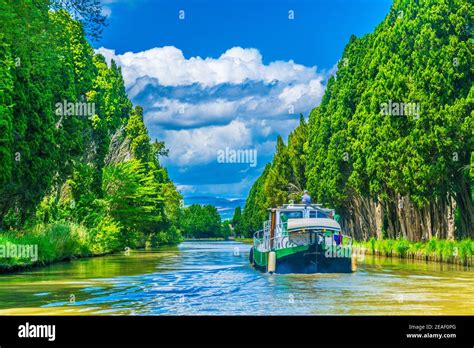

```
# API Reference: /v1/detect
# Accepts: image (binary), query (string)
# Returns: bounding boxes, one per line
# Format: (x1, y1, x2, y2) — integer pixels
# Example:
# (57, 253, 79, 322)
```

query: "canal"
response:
(0, 241, 473, 315)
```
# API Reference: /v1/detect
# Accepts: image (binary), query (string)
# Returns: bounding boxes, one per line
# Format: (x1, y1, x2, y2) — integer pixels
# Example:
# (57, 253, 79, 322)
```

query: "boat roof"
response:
(287, 218, 341, 231)
(268, 203, 334, 214)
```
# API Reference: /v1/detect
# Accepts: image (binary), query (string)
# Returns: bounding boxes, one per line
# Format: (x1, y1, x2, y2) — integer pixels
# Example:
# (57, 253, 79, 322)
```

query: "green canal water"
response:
(0, 241, 473, 315)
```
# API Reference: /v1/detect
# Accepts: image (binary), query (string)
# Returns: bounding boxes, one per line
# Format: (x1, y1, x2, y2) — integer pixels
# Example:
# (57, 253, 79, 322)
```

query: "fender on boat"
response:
(267, 251, 276, 273)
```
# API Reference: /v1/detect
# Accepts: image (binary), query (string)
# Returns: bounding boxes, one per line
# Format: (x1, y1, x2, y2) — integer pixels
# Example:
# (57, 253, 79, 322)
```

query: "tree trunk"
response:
(447, 195, 456, 240)
(375, 198, 384, 239)
(455, 177, 474, 238)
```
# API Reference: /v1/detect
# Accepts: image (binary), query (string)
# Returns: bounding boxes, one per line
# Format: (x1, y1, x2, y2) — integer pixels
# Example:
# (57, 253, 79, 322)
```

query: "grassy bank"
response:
(183, 237, 253, 244)
(235, 237, 253, 244)
(0, 221, 186, 273)
(184, 237, 227, 241)
(0, 223, 95, 272)
(353, 237, 474, 266)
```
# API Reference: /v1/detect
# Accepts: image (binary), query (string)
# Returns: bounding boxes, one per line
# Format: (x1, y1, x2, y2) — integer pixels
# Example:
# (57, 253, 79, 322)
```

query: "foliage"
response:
(102, 160, 163, 239)
(180, 205, 222, 238)
(231, 207, 244, 237)
(0, 1, 183, 266)
(306, 0, 473, 236)
(264, 136, 293, 207)
(87, 217, 122, 255)
(241, 164, 271, 236)
(354, 237, 474, 265)
(219, 220, 233, 240)
(241, 116, 308, 237)
(0, 223, 91, 271)
(243, 0, 473, 240)
(51, 0, 107, 41)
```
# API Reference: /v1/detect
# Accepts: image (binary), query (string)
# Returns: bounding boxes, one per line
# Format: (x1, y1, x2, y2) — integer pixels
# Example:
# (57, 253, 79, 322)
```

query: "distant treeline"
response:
(241, 0, 473, 241)
(180, 204, 232, 239)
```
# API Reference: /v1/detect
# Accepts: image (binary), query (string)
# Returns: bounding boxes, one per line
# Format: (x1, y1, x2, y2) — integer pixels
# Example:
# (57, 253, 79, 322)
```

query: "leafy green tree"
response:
(0, 0, 58, 224)
(265, 136, 292, 207)
(102, 159, 164, 246)
(231, 206, 243, 237)
(51, 0, 107, 41)
(219, 220, 232, 239)
(124, 105, 183, 244)
(180, 204, 222, 238)
(245, 0, 473, 240)
(0, 0, 183, 253)
(287, 115, 308, 191)
(0, 30, 14, 189)
(242, 164, 271, 236)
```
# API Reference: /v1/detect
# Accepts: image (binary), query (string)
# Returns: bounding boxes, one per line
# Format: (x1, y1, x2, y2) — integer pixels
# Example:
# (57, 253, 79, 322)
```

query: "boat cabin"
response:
(264, 204, 340, 239)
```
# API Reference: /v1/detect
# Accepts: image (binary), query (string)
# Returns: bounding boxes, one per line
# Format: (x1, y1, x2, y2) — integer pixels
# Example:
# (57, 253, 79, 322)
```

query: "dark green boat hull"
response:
(251, 243, 353, 274)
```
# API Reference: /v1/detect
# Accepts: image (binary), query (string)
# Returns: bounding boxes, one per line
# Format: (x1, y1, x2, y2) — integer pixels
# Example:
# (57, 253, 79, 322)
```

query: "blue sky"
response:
(95, 0, 392, 199)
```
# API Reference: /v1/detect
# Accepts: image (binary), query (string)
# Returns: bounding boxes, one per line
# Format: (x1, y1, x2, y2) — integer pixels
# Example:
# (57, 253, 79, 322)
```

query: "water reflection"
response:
(0, 241, 473, 315)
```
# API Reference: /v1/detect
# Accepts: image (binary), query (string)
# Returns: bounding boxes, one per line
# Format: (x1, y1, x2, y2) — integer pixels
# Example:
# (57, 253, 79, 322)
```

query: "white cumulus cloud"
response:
(94, 46, 329, 180)
(162, 120, 253, 167)
(95, 46, 321, 88)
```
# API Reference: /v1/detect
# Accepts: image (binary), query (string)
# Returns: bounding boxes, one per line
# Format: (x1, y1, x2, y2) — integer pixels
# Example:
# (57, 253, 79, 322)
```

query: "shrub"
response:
(425, 238, 438, 255)
(442, 240, 456, 260)
(369, 237, 376, 254)
(150, 226, 183, 247)
(458, 239, 473, 264)
(395, 238, 410, 258)
(0, 222, 91, 271)
(382, 239, 395, 256)
(87, 217, 122, 254)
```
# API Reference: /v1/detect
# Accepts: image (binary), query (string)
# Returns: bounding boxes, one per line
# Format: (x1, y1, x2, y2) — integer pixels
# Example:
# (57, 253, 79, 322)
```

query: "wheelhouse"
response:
(254, 204, 350, 253)
(264, 204, 339, 237)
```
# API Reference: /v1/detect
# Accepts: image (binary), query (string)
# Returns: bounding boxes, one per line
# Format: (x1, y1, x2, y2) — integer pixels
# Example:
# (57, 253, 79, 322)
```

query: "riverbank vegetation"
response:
(0, 223, 90, 271)
(242, 0, 473, 247)
(354, 237, 474, 266)
(180, 204, 232, 239)
(235, 237, 253, 244)
(0, 1, 183, 271)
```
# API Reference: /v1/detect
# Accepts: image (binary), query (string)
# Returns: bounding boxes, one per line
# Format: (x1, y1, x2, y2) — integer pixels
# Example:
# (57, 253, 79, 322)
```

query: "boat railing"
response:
(254, 228, 352, 252)
(253, 221, 286, 250)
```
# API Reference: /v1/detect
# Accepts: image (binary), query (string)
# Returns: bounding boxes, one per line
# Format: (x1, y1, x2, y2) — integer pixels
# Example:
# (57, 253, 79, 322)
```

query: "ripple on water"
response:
(2, 241, 474, 315)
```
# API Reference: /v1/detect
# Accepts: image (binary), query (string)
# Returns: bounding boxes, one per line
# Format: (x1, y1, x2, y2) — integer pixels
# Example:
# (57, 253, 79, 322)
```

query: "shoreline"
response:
(0, 222, 181, 275)
(237, 235, 474, 267)
(2, 234, 473, 274)
(352, 238, 474, 267)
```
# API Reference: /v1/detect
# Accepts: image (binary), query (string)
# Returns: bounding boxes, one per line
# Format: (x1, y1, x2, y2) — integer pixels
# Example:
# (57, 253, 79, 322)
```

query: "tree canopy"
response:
(180, 205, 222, 238)
(0, 0, 183, 251)
(242, 0, 473, 241)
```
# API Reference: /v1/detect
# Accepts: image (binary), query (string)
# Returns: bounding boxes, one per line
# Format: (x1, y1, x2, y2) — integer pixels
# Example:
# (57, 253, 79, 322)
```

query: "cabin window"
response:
(309, 211, 327, 218)
(281, 211, 303, 219)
